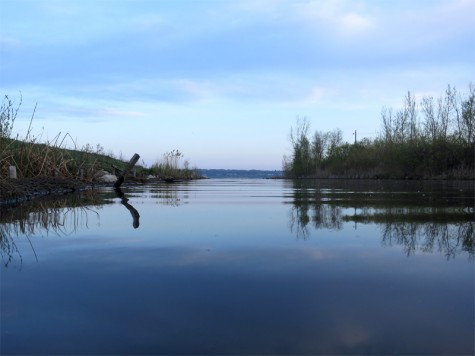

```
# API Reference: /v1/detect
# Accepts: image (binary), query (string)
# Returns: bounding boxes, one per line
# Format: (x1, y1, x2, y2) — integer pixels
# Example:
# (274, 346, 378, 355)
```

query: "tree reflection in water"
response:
(288, 179, 474, 259)
(289, 203, 343, 239)
(0, 191, 108, 267)
(381, 219, 474, 259)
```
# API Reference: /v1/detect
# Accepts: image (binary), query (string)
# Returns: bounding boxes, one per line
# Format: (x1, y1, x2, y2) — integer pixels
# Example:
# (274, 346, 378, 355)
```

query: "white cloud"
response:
(340, 12, 373, 33)
(171, 79, 216, 102)
(0, 35, 22, 49)
(363, 0, 474, 52)
(37, 0, 81, 17)
(294, 0, 375, 38)
(301, 86, 328, 105)
(432, 0, 475, 34)
(96, 108, 145, 118)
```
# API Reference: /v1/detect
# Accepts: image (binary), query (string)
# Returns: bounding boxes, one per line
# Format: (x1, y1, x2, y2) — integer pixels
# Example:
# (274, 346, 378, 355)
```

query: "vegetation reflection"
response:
(287, 179, 474, 259)
(148, 182, 190, 207)
(0, 192, 109, 267)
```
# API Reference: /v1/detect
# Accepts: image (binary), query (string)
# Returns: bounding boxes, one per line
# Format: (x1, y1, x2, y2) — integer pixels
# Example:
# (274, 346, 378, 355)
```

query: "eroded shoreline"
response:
(0, 177, 87, 207)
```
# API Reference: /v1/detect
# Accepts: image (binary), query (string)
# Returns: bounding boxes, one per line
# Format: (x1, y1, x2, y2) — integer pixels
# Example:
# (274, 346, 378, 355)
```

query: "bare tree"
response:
(289, 116, 310, 149)
(311, 130, 329, 165)
(421, 96, 438, 141)
(462, 83, 475, 145)
(421, 85, 457, 142)
(381, 105, 394, 143)
(437, 85, 457, 141)
(454, 82, 475, 145)
(287, 116, 312, 177)
(394, 109, 407, 143)
(328, 128, 343, 156)
(381, 91, 417, 143)
(404, 91, 418, 141)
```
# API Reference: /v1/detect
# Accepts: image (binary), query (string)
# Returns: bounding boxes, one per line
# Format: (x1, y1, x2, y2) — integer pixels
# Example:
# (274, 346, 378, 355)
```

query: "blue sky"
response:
(1, 0, 473, 169)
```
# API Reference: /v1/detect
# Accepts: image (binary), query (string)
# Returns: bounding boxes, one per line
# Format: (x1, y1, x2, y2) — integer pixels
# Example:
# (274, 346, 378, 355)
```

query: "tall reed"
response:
(0, 94, 118, 181)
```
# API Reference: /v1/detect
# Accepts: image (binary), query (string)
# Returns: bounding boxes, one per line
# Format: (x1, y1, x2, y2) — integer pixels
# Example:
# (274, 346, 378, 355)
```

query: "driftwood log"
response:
(114, 153, 140, 188)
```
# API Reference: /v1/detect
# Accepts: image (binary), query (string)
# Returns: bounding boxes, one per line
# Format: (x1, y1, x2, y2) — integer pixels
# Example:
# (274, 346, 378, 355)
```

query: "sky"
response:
(0, 0, 474, 170)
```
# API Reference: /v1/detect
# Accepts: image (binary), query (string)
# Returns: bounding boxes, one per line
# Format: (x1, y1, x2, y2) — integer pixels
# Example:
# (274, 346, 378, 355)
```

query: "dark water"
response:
(1, 179, 474, 355)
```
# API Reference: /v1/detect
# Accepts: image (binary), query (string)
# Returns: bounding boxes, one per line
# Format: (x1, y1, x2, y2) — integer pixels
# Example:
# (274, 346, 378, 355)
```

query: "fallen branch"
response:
(114, 153, 140, 188)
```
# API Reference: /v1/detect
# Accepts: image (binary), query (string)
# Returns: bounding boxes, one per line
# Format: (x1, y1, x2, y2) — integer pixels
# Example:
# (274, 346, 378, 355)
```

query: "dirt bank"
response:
(0, 177, 86, 206)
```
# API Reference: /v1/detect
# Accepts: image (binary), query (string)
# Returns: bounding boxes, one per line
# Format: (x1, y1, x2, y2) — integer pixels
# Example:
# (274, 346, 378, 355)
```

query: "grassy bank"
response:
(0, 137, 136, 181)
(1, 94, 201, 183)
(0, 94, 132, 181)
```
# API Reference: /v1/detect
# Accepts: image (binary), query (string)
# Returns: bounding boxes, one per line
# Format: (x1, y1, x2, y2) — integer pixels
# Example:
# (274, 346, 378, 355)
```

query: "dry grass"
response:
(0, 94, 132, 181)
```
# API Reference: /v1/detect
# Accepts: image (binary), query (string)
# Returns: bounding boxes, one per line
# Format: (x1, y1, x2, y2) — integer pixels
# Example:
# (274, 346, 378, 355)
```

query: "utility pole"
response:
(353, 130, 357, 145)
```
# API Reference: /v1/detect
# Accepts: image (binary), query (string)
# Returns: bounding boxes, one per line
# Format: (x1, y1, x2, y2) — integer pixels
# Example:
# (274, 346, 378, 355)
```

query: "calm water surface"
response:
(1, 179, 474, 355)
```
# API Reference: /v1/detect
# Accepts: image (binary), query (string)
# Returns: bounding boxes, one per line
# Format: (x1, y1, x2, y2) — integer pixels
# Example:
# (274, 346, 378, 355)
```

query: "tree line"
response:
(283, 83, 474, 179)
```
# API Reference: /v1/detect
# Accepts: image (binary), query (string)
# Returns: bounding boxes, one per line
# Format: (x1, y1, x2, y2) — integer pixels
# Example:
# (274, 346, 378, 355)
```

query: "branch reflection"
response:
(114, 188, 140, 228)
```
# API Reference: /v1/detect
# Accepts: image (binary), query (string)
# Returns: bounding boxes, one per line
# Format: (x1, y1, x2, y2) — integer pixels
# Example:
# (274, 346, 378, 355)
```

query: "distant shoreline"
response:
(198, 169, 283, 179)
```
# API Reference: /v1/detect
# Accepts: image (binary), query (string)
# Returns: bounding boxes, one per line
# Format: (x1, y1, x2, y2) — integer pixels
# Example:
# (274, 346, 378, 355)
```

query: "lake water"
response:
(1, 179, 474, 355)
